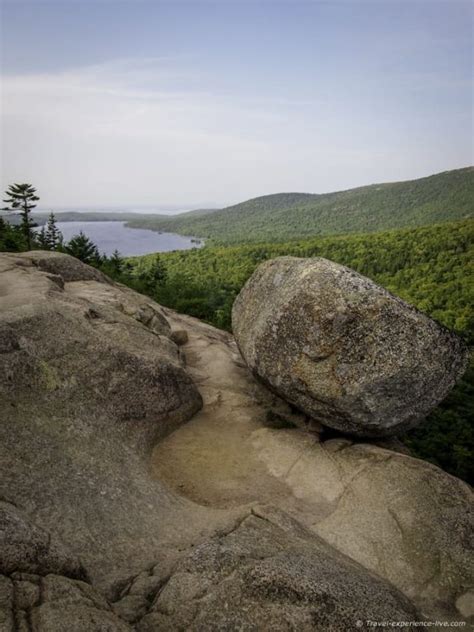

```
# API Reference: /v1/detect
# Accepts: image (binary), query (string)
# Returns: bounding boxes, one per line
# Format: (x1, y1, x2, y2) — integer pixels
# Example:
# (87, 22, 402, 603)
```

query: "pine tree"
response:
(138, 254, 168, 292)
(65, 232, 101, 265)
(2, 184, 39, 250)
(110, 249, 123, 274)
(149, 254, 168, 284)
(45, 212, 63, 250)
(36, 226, 49, 249)
(0, 217, 10, 249)
(0, 216, 26, 252)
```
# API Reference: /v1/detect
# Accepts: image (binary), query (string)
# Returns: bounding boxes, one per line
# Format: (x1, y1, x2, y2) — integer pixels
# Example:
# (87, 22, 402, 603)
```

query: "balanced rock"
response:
(232, 256, 468, 437)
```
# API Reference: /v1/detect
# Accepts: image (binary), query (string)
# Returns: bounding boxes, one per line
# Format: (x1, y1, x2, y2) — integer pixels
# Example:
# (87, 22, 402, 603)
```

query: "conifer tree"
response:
(110, 249, 123, 274)
(0, 216, 25, 251)
(149, 254, 168, 285)
(45, 212, 63, 250)
(2, 184, 39, 250)
(137, 254, 168, 292)
(36, 226, 49, 249)
(65, 231, 101, 265)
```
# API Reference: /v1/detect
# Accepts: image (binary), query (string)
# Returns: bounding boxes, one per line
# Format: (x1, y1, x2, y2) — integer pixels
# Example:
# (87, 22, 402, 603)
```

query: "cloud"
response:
(2, 58, 297, 206)
(1, 57, 471, 207)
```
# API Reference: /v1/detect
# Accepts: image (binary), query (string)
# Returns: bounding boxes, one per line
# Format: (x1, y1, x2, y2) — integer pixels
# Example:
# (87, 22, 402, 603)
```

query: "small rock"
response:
(170, 330, 189, 346)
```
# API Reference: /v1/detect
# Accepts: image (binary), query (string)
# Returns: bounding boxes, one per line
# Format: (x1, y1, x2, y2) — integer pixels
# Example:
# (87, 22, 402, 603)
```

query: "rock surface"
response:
(232, 256, 468, 437)
(137, 507, 420, 631)
(1, 571, 133, 631)
(0, 251, 235, 592)
(0, 501, 86, 580)
(0, 251, 472, 629)
(153, 308, 474, 621)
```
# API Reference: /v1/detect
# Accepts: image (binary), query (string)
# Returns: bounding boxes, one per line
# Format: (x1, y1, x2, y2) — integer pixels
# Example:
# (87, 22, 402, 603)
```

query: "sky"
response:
(0, 0, 472, 210)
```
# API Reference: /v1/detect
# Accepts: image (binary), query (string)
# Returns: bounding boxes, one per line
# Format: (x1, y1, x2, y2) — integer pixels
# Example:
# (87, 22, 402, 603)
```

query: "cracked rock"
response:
(144, 508, 421, 631)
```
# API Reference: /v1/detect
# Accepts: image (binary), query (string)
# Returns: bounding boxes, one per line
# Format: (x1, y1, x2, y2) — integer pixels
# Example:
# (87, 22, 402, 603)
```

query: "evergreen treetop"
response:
(3, 183, 39, 250)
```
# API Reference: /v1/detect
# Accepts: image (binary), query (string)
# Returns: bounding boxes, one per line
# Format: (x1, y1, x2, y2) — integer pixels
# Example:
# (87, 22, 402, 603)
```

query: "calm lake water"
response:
(43, 221, 202, 256)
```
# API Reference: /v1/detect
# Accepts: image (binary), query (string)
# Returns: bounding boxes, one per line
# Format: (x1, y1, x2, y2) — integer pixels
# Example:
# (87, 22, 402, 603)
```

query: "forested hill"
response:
(126, 167, 474, 244)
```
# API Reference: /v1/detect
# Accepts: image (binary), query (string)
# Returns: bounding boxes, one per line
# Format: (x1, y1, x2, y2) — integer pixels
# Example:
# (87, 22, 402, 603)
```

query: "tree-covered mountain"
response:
(126, 167, 474, 243)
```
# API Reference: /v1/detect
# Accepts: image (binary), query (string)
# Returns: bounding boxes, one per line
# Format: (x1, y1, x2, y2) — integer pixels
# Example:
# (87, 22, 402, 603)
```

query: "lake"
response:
(42, 221, 203, 256)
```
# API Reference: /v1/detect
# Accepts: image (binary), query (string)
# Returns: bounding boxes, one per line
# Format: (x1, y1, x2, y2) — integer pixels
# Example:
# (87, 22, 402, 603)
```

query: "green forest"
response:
(126, 167, 474, 243)
(128, 219, 474, 484)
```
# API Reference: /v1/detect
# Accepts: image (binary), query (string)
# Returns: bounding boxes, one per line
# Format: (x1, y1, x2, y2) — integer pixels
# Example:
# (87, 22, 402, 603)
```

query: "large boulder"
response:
(232, 256, 468, 437)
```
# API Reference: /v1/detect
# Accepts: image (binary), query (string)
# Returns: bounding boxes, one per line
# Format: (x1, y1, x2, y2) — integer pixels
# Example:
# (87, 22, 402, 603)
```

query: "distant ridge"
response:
(0, 211, 171, 227)
(126, 167, 474, 244)
(0, 209, 217, 226)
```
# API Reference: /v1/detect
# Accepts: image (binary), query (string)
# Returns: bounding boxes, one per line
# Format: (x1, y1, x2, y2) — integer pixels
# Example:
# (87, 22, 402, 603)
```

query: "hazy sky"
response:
(1, 0, 472, 209)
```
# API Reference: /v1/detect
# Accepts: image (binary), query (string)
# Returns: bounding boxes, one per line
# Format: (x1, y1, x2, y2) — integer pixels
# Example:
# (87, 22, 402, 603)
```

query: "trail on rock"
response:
(152, 310, 295, 509)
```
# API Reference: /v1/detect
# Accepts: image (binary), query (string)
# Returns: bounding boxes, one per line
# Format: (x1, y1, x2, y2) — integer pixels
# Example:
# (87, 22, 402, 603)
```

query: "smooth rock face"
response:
(232, 256, 468, 437)
(251, 430, 474, 615)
